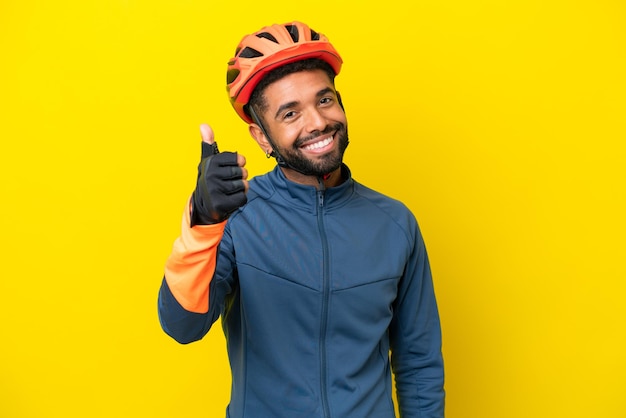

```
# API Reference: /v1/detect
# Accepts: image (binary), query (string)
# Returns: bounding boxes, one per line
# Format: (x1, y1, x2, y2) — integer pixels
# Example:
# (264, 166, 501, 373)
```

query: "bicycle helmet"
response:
(226, 21, 343, 123)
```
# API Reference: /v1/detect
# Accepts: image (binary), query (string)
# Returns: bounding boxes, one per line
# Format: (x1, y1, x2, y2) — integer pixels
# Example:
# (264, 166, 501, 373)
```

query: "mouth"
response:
(300, 133, 335, 153)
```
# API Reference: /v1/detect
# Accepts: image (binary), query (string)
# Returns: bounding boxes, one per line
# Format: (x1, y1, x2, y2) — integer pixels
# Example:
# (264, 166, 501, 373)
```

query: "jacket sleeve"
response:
(157, 198, 232, 344)
(389, 221, 445, 417)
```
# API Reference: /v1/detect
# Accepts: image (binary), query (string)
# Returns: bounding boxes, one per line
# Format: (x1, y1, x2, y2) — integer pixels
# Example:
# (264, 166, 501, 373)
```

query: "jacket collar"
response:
(268, 164, 355, 214)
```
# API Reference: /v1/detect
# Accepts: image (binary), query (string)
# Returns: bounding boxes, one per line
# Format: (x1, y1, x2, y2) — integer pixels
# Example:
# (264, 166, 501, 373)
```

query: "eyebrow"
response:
(274, 87, 335, 120)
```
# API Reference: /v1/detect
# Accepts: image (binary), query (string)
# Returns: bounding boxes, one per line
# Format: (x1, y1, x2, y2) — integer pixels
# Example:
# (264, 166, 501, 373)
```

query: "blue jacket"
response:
(158, 165, 444, 417)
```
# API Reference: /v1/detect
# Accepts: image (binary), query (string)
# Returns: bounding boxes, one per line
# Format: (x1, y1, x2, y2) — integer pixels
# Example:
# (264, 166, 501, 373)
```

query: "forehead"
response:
(263, 69, 334, 107)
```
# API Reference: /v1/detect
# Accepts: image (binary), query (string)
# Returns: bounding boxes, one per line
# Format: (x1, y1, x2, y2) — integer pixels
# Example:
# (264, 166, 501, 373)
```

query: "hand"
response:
(191, 124, 248, 226)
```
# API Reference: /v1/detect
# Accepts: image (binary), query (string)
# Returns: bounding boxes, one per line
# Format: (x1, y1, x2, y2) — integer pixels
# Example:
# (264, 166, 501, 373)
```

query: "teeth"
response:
(303, 136, 333, 151)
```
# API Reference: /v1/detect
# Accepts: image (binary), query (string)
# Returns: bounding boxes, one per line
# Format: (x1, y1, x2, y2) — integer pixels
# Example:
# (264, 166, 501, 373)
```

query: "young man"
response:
(158, 21, 445, 417)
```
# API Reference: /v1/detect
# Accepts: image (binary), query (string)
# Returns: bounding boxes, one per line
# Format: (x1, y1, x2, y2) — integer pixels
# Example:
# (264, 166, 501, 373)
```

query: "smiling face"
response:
(248, 69, 349, 185)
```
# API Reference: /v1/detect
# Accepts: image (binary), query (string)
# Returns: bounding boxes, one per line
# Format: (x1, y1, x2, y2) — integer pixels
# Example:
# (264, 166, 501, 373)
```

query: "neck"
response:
(280, 165, 344, 189)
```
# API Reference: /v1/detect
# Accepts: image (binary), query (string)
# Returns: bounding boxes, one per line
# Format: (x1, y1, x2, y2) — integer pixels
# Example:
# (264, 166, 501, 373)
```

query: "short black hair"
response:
(245, 58, 336, 122)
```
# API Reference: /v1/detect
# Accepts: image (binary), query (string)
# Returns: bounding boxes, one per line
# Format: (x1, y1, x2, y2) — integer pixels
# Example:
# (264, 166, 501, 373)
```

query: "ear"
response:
(248, 123, 272, 154)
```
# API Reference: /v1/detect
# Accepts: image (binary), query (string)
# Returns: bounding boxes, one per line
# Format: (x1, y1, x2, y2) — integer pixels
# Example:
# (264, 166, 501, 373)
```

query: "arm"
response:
(157, 124, 247, 344)
(157, 200, 227, 343)
(390, 223, 445, 417)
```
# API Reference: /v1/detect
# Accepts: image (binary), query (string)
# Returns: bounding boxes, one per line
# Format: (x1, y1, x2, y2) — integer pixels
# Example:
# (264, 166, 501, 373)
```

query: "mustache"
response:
(293, 122, 345, 148)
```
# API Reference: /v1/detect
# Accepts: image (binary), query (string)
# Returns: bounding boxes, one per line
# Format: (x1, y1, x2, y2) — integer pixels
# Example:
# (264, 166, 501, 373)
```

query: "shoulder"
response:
(350, 180, 423, 243)
(353, 182, 415, 220)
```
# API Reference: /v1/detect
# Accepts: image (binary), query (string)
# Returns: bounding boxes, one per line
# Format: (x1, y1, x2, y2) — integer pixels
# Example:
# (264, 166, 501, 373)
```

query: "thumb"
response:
(199, 123, 219, 159)
(200, 123, 215, 144)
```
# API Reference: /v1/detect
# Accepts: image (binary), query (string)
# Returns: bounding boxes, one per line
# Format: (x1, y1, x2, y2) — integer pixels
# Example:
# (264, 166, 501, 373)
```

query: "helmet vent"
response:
(310, 30, 320, 41)
(226, 68, 240, 84)
(239, 47, 263, 58)
(284, 24, 299, 42)
(256, 32, 278, 43)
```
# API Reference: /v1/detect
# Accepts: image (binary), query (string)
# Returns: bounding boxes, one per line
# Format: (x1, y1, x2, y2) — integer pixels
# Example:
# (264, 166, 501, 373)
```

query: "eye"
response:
(319, 97, 333, 105)
(282, 110, 297, 120)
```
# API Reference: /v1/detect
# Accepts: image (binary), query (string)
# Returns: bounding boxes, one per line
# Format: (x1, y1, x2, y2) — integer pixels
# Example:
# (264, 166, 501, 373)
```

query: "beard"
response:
(273, 122, 349, 177)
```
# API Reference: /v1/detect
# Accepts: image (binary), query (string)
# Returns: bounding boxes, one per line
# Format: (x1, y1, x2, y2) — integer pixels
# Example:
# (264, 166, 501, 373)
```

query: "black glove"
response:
(191, 141, 247, 226)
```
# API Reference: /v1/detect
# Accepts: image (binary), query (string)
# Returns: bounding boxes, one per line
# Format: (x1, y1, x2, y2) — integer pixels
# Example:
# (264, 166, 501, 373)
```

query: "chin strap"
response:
(247, 105, 289, 169)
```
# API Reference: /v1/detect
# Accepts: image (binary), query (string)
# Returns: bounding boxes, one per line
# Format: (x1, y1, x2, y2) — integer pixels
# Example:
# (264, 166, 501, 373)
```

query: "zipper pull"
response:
(317, 177, 326, 207)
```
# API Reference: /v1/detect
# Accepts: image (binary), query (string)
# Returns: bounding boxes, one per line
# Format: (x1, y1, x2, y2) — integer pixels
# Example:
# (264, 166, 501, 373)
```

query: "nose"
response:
(304, 108, 327, 133)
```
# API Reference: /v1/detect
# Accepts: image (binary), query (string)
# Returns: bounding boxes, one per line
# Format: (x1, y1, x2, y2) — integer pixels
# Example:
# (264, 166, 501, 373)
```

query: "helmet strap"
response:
(248, 105, 289, 168)
(336, 91, 345, 111)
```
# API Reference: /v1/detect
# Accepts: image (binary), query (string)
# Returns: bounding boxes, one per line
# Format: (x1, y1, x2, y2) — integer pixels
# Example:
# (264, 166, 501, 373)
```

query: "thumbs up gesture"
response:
(191, 124, 248, 226)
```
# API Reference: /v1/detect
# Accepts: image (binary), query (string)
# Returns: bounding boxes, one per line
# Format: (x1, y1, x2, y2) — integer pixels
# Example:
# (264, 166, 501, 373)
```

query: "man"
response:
(158, 21, 445, 417)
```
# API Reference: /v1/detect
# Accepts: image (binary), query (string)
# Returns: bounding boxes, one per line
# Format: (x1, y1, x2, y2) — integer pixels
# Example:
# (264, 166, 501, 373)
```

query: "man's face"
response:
(255, 69, 348, 177)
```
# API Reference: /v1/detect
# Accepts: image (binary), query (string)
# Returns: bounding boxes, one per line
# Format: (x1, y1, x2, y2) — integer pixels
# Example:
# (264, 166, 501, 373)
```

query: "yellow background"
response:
(1, 1, 625, 417)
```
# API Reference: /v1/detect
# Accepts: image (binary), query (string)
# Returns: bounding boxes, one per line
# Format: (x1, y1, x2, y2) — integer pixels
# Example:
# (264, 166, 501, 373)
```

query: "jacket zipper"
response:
(317, 182, 331, 418)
